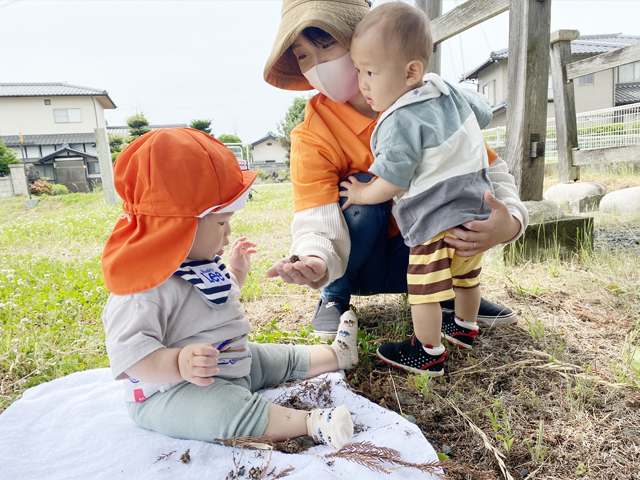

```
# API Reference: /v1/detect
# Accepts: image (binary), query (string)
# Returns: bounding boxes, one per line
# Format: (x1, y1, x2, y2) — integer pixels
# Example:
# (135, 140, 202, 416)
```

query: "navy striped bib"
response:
(173, 257, 232, 305)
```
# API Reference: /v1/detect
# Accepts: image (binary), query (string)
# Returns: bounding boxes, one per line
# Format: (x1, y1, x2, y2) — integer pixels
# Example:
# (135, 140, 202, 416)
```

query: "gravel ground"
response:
(594, 227, 640, 252)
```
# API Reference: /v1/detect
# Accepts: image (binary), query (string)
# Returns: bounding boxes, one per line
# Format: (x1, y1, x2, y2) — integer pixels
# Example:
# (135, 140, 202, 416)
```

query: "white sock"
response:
(422, 343, 446, 356)
(306, 405, 353, 449)
(455, 314, 479, 331)
(331, 310, 358, 370)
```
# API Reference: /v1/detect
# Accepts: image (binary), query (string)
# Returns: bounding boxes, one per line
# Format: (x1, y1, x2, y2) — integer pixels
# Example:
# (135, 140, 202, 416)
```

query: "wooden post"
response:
(504, 0, 552, 201)
(415, 0, 442, 74)
(550, 29, 581, 183)
(94, 127, 118, 206)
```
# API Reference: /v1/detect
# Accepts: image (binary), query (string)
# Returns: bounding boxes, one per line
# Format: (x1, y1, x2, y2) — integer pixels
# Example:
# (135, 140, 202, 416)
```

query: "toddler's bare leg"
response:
(412, 303, 443, 347)
(263, 404, 309, 441)
(453, 286, 481, 323)
(306, 345, 339, 377)
(263, 403, 353, 449)
(307, 310, 358, 377)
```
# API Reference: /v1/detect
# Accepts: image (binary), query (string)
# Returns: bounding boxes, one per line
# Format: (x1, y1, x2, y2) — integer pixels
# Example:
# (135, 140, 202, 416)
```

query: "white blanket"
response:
(0, 369, 441, 479)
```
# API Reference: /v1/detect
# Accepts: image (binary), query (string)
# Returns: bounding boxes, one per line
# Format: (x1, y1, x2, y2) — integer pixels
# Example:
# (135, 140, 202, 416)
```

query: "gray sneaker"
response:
(441, 297, 517, 326)
(311, 296, 349, 341)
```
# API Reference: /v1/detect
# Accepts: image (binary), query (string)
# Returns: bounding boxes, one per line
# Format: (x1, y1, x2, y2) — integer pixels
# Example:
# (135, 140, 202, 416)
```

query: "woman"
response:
(264, 0, 528, 340)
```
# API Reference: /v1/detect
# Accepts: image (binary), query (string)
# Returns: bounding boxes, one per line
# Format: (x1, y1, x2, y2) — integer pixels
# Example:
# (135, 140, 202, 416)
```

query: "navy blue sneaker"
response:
(441, 297, 516, 326)
(376, 336, 447, 376)
(441, 312, 479, 350)
(311, 296, 349, 341)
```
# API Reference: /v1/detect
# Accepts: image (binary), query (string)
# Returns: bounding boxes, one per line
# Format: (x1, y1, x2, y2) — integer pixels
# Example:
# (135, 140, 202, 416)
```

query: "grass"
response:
(2, 179, 640, 479)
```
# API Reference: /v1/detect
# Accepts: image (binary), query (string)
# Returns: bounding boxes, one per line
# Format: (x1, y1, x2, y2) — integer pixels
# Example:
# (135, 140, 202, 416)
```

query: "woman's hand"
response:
(178, 343, 220, 387)
(266, 255, 327, 287)
(444, 190, 521, 257)
(227, 237, 257, 274)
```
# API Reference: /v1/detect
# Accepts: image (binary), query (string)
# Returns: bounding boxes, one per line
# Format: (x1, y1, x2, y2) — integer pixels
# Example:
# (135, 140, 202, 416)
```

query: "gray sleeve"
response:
(369, 113, 423, 190)
(103, 296, 169, 380)
(456, 88, 492, 129)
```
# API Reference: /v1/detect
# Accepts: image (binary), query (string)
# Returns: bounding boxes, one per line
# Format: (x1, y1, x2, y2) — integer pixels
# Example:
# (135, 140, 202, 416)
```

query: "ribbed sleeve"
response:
(488, 157, 530, 243)
(290, 202, 350, 289)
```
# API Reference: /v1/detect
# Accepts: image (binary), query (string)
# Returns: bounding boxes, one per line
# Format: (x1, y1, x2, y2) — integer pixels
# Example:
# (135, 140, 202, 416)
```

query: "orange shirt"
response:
(290, 94, 498, 213)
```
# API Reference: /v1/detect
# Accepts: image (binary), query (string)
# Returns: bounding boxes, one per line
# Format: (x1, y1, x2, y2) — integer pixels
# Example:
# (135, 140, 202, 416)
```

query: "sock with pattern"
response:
(306, 405, 353, 449)
(331, 310, 358, 369)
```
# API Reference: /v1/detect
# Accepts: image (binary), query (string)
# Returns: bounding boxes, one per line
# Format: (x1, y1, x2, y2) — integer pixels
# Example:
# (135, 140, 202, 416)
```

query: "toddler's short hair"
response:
(353, 2, 432, 67)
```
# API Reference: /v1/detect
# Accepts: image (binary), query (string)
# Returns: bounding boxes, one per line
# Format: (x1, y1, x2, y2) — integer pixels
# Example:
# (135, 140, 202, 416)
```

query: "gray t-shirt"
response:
(103, 261, 252, 402)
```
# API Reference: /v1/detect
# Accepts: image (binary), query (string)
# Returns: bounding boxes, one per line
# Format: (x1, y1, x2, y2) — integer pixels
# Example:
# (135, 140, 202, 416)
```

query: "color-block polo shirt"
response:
(290, 94, 498, 215)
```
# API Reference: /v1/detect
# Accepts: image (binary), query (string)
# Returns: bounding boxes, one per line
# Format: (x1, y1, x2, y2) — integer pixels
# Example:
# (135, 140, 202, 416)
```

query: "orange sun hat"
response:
(102, 127, 257, 295)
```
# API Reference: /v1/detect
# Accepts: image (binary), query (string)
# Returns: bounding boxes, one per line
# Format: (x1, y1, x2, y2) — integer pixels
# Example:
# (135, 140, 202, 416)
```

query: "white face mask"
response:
(303, 52, 360, 104)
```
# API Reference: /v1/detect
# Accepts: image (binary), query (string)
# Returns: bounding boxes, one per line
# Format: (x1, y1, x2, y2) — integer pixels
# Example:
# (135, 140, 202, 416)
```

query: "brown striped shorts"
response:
(407, 231, 483, 305)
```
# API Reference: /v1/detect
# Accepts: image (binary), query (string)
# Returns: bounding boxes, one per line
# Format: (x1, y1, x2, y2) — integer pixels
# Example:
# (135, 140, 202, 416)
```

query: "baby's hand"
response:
(339, 175, 372, 211)
(227, 237, 258, 274)
(178, 343, 220, 386)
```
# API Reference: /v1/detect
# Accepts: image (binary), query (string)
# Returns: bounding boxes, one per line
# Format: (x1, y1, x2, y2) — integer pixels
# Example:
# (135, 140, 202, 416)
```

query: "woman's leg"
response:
(312, 172, 392, 336)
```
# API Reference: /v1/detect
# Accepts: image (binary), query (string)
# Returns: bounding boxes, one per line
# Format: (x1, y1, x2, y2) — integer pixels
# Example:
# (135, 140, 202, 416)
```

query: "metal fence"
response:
(483, 102, 640, 161)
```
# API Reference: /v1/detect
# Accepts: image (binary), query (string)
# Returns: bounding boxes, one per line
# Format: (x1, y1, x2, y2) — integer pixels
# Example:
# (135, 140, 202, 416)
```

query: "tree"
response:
(127, 112, 151, 139)
(217, 133, 242, 144)
(108, 134, 126, 163)
(0, 139, 20, 176)
(276, 96, 309, 167)
(189, 119, 213, 135)
(217, 134, 248, 159)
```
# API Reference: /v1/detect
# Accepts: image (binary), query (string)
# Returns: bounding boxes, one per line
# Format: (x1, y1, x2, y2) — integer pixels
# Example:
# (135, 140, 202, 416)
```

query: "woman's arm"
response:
(444, 157, 529, 256)
(266, 202, 350, 289)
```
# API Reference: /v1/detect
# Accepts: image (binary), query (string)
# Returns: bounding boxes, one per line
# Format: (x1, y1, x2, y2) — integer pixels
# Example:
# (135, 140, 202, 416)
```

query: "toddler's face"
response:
(350, 32, 416, 112)
(188, 212, 234, 261)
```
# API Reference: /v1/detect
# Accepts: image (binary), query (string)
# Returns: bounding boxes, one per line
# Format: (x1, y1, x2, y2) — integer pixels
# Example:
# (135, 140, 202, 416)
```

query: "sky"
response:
(1, 0, 640, 144)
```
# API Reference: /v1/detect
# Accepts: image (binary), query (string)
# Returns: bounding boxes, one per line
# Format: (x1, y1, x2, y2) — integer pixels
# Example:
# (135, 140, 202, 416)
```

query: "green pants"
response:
(126, 343, 310, 442)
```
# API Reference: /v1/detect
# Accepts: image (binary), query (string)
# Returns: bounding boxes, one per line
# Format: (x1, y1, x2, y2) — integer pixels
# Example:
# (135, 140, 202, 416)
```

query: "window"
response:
(44, 99, 51, 105)
(266, 142, 273, 146)
(87, 162, 100, 174)
(482, 81, 495, 106)
(578, 74, 594, 85)
(619, 62, 640, 83)
(53, 108, 82, 123)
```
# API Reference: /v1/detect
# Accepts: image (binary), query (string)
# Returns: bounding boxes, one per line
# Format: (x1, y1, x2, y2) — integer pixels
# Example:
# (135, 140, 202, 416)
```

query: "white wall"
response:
(0, 96, 106, 136)
(252, 139, 287, 164)
(480, 56, 616, 128)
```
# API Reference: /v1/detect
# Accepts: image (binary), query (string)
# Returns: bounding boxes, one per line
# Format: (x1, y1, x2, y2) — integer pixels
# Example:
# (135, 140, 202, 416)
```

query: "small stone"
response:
(238, 466, 245, 476)
(405, 414, 416, 423)
(442, 445, 453, 456)
(520, 468, 530, 478)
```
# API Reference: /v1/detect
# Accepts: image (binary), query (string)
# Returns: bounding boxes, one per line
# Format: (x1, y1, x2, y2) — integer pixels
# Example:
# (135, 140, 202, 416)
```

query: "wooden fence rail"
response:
(430, 0, 510, 45)
(551, 29, 640, 182)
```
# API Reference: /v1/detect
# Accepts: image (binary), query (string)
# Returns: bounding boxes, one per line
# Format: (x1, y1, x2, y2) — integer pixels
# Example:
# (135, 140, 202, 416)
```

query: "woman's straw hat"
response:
(264, 0, 370, 91)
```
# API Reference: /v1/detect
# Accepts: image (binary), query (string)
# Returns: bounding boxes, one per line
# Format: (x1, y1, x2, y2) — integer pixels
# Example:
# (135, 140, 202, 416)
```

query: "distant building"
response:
(0, 82, 116, 192)
(251, 133, 287, 165)
(461, 34, 640, 129)
(106, 124, 187, 138)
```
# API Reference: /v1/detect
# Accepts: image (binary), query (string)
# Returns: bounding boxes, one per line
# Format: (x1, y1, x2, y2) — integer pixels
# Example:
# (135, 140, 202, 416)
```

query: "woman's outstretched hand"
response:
(444, 190, 521, 257)
(266, 255, 327, 287)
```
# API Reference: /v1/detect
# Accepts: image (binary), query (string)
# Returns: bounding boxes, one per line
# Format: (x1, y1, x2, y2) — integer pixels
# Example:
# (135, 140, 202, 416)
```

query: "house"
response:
(461, 34, 640, 129)
(0, 82, 116, 192)
(106, 124, 187, 138)
(251, 133, 288, 166)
